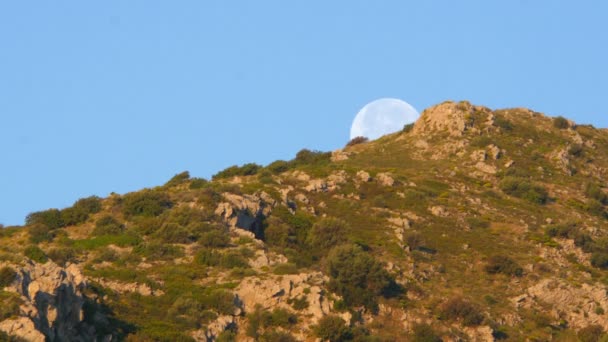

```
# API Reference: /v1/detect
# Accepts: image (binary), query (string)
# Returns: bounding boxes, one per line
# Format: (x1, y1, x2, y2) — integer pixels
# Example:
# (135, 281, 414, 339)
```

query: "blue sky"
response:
(1, 1, 607, 226)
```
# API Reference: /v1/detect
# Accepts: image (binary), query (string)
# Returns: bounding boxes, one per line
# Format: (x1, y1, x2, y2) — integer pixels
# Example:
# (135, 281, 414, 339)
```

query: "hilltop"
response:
(1, 100, 608, 341)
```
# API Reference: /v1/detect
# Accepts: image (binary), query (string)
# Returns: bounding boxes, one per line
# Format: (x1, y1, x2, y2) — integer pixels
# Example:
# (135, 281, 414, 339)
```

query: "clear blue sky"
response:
(1, 1, 607, 226)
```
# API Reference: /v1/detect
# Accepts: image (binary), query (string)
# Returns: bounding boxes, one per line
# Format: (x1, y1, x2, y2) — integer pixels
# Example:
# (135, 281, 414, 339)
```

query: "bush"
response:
(326, 244, 394, 310)
(213, 163, 261, 180)
(24, 245, 48, 263)
(0, 267, 17, 287)
(402, 123, 415, 133)
(466, 217, 490, 229)
(194, 249, 221, 267)
(0, 291, 22, 321)
(273, 263, 299, 275)
(47, 248, 77, 266)
(93, 216, 124, 236)
(153, 223, 197, 244)
(164, 171, 190, 187)
(220, 251, 250, 269)
(267, 160, 292, 174)
(294, 149, 331, 165)
(493, 115, 513, 131)
(26, 209, 63, 229)
(568, 144, 584, 157)
(61, 196, 103, 226)
(553, 116, 570, 129)
(585, 183, 608, 204)
(28, 223, 55, 243)
(307, 217, 348, 251)
(545, 222, 578, 238)
(499, 177, 549, 204)
(199, 230, 230, 248)
(313, 315, 351, 342)
(134, 241, 184, 261)
(412, 323, 442, 342)
(259, 331, 296, 342)
(189, 178, 208, 189)
(578, 324, 605, 342)
(122, 190, 172, 218)
(439, 297, 484, 326)
(484, 255, 523, 277)
(346, 136, 368, 147)
(591, 252, 608, 269)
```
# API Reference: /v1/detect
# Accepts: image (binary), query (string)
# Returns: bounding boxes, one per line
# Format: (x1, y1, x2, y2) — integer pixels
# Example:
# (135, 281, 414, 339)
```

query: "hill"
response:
(1, 100, 608, 341)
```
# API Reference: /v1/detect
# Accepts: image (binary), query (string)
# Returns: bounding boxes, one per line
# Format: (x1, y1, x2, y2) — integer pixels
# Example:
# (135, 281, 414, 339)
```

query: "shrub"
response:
(484, 255, 523, 277)
(586, 199, 607, 218)
(61, 196, 103, 226)
(288, 296, 309, 311)
(134, 241, 184, 261)
(164, 171, 190, 187)
(194, 249, 221, 267)
(213, 163, 261, 180)
(591, 252, 608, 269)
(264, 217, 292, 248)
(499, 177, 548, 204)
(294, 149, 331, 165)
(0, 267, 17, 287)
(439, 297, 484, 326)
(412, 323, 442, 342)
(216, 330, 237, 342)
(28, 223, 55, 243)
(578, 324, 605, 342)
(93, 216, 124, 236)
(122, 190, 172, 218)
(47, 247, 77, 267)
(273, 263, 299, 275)
(25, 209, 63, 229)
(553, 116, 570, 129)
(585, 183, 608, 204)
(568, 144, 584, 157)
(466, 217, 490, 229)
(402, 123, 414, 133)
(24, 245, 48, 263)
(346, 136, 368, 147)
(259, 331, 296, 342)
(545, 222, 578, 238)
(493, 115, 513, 131)
(313, 315, 351, 342)
(326, 244, 394, 310)
(307, 217, 348, 251)
(199, 230, 230, 248)
(220, 251, 250, 269)
(267, 160, 292, 174)
(153, 223, 196, 244)
(0, 291, 22, 321)
(405, 232, 424, 250)
(189, 178, 208, 189)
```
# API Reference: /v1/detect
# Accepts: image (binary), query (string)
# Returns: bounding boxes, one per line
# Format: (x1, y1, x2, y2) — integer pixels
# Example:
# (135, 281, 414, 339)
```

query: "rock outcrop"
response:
(0, 261, 107, 341)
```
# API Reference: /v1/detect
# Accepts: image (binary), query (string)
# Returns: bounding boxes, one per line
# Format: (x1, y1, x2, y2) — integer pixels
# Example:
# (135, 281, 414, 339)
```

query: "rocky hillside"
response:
(2, 100, 608, 341)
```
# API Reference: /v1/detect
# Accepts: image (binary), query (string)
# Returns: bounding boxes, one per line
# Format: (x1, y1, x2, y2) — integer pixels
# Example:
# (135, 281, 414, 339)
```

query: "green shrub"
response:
(586, 199, 607, 218)
(307, 217, 348, 251)
(25, 208, 63, 229)
(0, 291, 22, 321)
(402, 123, 414, 133)
(578, 324, 605, 342)
(346, 136, 368, 147)
(545, 222, 578, 238)
(273, 263, 299, 275)
(24, 245, 48, 263)
(591, 252, 608, 269)
(493, 115, 513, 131)
(164, 171, 190, 187)
(189, 177, 208, 189)
(499, 177, 549, 204)
(153, 223, 196, 244)
(484, 255, 523, 277)
(313, 315, 351, 342)
(213, 163, 261, 180)
(61, 196, 103, 226)
(0, 267, 17, 287)
(288, 296, 309, 311)
(93, 215, 124, 236)
(412, 323, 442, 342)
(194, 249, 221, 267)
(28, 223, 55, 243)
(553, 116, 570, 129)
(122, 190, 172, 218)
(326, 244, 395, 310)
(47, 247, 77, 266)
(267, 160, 292, 174)
(259, 331, 296, 342)
(134, 241, 184, 261)
(466, 217, 490, 229)
(199, 230, 230, 248)
(294, 149, 331, 165)
(439, 297, 484, 326)
(585, 183, 608, 205)
(568, 144, 584, 157)
(220, 251, 250, 269)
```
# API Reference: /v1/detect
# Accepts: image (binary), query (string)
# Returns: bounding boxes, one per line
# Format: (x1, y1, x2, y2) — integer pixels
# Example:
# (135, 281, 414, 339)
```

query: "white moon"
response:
(350, 98, 419, 140)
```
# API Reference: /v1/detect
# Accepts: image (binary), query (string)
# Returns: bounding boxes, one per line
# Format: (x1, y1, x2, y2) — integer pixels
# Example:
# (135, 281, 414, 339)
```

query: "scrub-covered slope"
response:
(1, 100, 608, 341)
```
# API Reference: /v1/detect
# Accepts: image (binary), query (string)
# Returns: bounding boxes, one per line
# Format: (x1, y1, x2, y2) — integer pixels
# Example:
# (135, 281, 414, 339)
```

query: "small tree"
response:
(346, 136, 368, 147)
(313, 315, 351, 342)
(484, 255, 523, 277)
(0, 267, 17, 287)
(553, 116, 570, 129)
(307, 217, 348, 251)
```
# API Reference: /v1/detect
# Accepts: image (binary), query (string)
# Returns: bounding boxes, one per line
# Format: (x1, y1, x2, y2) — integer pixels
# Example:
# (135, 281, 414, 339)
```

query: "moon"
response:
(350, 98, 420, 140)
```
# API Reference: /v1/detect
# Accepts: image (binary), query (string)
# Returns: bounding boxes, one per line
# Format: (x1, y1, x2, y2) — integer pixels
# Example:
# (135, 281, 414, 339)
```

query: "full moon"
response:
(350, 98, 420, 140)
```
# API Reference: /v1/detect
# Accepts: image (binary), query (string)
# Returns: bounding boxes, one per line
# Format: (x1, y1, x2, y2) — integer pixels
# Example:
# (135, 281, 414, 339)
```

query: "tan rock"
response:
(331, 149, 351, 162)
(356, 170, 372, 182)
(429, 206, 447, 217)
(376, 173, 395, 187)
(0, 317, 45, 342)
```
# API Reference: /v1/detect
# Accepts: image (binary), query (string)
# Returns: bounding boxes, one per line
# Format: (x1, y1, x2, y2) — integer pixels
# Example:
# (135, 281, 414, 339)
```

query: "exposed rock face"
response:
(235, 272, 333, 324)
(0, 261, 104, 341)
(215, 192, 276, 238)
(514, 278, 608, 329)
(376, 173, 395, 187)
(412, 101, 492, 137)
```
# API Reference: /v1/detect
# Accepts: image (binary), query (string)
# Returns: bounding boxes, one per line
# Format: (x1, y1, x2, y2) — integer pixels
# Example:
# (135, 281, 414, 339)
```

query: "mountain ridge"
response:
(1, 100, 608, 341)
